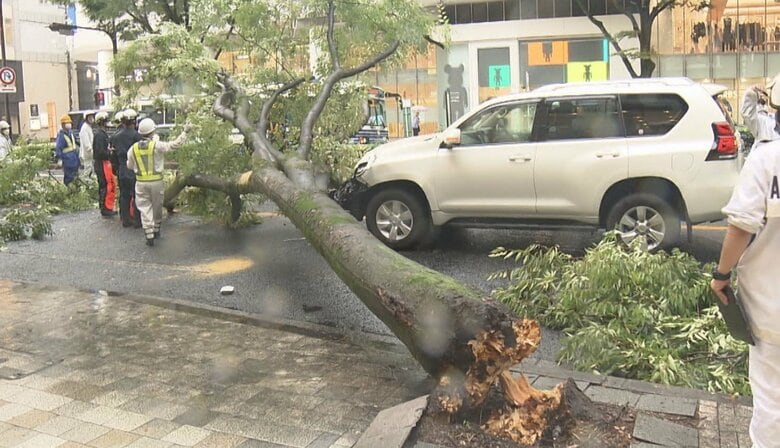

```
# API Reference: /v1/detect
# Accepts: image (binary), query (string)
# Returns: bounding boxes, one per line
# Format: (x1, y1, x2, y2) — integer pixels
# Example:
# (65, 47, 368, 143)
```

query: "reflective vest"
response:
(130, 140, 163, 182)
(62, 133, 76, 153)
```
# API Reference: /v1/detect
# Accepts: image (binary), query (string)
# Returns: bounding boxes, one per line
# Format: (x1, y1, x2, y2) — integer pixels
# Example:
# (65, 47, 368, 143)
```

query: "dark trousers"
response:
(63, 165, 79, 185)
(118, 166, 141, 226)
(94, 160, 116, 214)
(413, 127, 420, 136)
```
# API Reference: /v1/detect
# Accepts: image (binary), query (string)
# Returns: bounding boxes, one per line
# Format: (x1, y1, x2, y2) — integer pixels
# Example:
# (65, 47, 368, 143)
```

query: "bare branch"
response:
(213, 77, 236, 123)
(214, 22, 236, 60)
(298, 41, 399, 159)
(622, 9, 640, 34)
(650, 1, 676, 22)
(340, 40, 400, 79)
(327, 0, 340, 70)
(573, 0, 639, 78)
(424, 35, 445, 50)
(213, 72, 282, 164)
(163, 172, 248, 223)
(258, 77, 307, 138)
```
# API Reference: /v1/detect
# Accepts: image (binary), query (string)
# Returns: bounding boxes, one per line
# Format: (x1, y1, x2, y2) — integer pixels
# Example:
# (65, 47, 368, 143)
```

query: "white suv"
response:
(335, 78, 740, 251)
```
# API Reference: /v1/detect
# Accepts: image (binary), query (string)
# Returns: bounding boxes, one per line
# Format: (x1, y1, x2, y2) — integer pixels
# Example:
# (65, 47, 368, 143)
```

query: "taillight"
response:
(707, 122, 737, 160)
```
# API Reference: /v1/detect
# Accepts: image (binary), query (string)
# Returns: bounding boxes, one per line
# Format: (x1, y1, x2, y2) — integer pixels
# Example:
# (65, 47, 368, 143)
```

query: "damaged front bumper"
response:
(329, 177, 369, 220)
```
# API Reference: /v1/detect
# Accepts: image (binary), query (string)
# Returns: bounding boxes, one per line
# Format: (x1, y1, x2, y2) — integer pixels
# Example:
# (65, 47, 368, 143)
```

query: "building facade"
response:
(2, 0, 72, 140)
(375, 0, 780, 135)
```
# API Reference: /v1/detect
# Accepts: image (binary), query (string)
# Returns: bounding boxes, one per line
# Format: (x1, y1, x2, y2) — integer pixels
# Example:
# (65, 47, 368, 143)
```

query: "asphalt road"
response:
(0, 206, 727, 363)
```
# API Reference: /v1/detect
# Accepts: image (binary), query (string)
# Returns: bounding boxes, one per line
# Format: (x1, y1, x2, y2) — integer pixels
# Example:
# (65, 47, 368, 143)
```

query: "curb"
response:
(9, 279, 409, 356)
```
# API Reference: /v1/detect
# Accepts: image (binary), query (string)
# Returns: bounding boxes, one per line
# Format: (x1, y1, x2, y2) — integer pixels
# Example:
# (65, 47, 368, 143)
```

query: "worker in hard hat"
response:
(0, 120, 11, 160)
(79, 110, 96, 177)
(110, 108, 142, 228)
(127, 118, 189, 246)
(92, 111, 116, 217)
(715, 73, 780, 447)
(54, 114, 80, 185)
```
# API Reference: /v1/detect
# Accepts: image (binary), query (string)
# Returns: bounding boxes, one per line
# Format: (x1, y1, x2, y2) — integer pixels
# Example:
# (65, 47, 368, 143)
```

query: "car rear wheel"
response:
(366, 188, 431, 250)
(606, 193, 681, 251)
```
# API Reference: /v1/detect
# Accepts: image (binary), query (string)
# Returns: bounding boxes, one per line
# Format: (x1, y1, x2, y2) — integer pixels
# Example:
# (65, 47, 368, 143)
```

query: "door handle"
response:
(509, 156, 532, 163)
(596, 152, 621, 159)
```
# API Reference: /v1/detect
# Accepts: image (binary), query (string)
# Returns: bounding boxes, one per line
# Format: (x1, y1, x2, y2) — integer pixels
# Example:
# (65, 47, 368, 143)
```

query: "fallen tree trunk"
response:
(165, 162, 600, 445)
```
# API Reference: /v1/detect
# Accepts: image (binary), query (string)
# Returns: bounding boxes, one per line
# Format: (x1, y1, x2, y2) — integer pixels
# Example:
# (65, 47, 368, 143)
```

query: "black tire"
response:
(365, 188, 431, 250)
(605, 193, 681, 251)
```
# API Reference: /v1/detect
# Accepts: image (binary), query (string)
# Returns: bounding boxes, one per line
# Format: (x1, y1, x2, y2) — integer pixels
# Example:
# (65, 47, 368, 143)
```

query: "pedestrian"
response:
(54, 114, 80, 186)
(412, 111, 421, 136)
(741, 85, 780, 150)
(110, 108, 142, 228)
(127, 118, 188, 246)
(711, 137, 780, 445)
(0, 120, 12, 160)
(92, 111, 117, 217)
(79, 111, 95, 177)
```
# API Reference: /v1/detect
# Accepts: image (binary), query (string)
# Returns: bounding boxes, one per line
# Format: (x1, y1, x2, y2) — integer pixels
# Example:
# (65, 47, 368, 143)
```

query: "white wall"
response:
(449, 14, 640, 81)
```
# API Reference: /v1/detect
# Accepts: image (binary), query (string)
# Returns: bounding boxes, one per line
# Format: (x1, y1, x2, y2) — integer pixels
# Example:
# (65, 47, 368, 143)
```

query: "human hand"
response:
(710, 279, 731, 305)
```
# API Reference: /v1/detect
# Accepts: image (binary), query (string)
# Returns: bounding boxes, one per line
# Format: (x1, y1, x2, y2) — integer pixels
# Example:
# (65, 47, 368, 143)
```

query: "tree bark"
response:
(166, 163, 518, 377)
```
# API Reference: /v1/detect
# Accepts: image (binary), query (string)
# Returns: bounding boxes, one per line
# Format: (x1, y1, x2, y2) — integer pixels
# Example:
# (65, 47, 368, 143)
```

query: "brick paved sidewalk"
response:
(0, 280, 752, 447)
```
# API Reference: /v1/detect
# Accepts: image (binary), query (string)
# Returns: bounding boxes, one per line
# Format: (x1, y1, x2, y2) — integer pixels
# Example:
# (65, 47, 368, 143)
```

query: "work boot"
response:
(145, 237, 154, 247)
(101, 210, 117, 218)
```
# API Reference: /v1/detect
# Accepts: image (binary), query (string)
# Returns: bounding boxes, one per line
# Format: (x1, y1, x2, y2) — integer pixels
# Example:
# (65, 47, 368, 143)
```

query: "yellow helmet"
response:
(60, 114, 72, 124)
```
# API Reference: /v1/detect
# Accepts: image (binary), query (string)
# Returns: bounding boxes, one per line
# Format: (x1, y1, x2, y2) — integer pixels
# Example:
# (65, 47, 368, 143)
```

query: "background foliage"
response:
(0, 141, 98, 246)
(490, 234, 750, 395)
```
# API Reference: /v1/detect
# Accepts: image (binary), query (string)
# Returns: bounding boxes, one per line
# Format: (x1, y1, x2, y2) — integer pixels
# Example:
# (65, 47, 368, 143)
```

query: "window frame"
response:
(619, 93, 689, 138)
(537, 95, 626, 142)
(456, 99, 543, 148)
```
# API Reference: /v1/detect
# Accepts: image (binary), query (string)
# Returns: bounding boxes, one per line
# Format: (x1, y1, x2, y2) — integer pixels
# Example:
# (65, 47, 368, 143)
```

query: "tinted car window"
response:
(620, 94, 688, 137)
(459, 101, 538, 146)
(544, 97, 622, 140)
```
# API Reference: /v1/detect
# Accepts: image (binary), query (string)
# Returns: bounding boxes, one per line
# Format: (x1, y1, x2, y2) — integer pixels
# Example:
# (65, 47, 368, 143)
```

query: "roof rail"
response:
(532, 77, 696, 92)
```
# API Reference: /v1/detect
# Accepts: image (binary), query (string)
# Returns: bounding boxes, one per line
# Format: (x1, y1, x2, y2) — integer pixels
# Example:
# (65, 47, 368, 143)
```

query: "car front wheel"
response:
(606, 193, 681, 251)
(365, 188, 431, 250)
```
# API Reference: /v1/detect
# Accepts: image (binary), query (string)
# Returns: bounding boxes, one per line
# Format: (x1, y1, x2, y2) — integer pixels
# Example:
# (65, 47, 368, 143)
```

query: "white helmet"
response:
(138, 118, 156, 136)
(123, 108, 138, 121)
(113, 111, 125, 123)
(0, 120, 9, 130)
(770, 74, 780, 109)
(95, 111, 110, 124)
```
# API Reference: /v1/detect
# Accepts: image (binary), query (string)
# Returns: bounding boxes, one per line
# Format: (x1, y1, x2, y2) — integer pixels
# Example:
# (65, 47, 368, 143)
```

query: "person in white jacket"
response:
(712, 137, 780, 446)
(79, 111, 95, 177)
(741, 85, 780, 150)
(0, 120, 12, 160)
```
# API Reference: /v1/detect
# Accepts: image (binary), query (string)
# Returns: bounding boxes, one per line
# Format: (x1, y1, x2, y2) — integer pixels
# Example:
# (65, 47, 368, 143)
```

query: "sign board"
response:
(488, 65, 510, 88)
(0, 66, 16, 93)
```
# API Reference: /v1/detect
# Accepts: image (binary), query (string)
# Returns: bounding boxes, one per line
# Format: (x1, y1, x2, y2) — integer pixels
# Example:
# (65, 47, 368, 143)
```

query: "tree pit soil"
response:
(412, 392, 699, 448)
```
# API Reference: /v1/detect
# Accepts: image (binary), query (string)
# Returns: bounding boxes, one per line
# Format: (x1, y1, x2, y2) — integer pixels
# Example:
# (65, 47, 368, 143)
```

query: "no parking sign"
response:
(0, 66, 16, 93)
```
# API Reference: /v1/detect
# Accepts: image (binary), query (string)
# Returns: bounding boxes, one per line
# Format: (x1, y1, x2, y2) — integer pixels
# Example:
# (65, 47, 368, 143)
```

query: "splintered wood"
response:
(439, 319, 565, 446)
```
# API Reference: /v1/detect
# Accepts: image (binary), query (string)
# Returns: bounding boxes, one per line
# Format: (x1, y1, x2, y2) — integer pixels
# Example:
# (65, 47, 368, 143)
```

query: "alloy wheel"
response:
(616, 205, 666, 251)
(375, 200, 414, 242)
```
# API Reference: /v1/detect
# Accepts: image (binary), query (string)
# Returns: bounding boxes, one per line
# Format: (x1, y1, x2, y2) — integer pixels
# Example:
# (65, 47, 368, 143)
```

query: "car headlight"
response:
(354, 154, 375, 178)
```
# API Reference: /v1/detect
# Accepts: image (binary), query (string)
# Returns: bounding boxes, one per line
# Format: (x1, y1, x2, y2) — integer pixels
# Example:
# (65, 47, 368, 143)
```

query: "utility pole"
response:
(0, 0, 12, 139)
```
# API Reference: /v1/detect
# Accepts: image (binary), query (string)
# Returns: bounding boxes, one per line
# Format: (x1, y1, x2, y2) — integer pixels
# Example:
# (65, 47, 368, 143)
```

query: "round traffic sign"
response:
(0, 67, 15, 85)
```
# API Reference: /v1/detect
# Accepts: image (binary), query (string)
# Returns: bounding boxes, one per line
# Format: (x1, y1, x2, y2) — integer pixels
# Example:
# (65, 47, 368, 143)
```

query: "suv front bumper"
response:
(329, 177, 369, 220)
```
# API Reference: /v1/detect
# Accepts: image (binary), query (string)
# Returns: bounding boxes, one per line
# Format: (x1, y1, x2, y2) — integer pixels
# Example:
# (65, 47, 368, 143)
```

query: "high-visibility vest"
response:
(130, 140, 163, 182)
(62, 133, 76, 153)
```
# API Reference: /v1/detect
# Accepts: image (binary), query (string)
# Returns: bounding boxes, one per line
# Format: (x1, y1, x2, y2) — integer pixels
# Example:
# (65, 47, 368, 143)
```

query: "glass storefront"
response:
(656, 0, 780, 124)
(519, 38, 609, 89)
(372, 0, 780, 137)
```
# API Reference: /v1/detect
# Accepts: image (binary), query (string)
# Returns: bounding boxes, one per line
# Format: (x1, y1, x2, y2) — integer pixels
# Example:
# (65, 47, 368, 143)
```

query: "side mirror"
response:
(441, 128, 461, 149)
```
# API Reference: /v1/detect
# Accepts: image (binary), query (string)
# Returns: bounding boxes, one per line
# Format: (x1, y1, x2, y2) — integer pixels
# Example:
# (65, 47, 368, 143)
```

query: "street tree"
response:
(48, 0, 191, 38)
(109, 0, 597, 443)
(574, 0, 710, 78)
